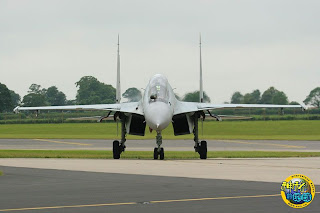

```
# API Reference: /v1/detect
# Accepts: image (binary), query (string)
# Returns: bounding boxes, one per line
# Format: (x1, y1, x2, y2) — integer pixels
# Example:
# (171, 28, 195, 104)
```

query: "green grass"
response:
(0, 171, 2, 176)
(0, 150, 319, 159)
(1, 120, 320, 140)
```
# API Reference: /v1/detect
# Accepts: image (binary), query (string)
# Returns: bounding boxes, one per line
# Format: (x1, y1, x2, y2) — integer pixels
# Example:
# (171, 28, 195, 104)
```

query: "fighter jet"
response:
(14, 36, 304, 160)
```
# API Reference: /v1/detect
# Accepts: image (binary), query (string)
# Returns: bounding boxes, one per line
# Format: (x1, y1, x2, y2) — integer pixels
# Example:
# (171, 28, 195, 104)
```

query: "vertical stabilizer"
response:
(199, 34, 204, 103)
(116, 35, 121, 103)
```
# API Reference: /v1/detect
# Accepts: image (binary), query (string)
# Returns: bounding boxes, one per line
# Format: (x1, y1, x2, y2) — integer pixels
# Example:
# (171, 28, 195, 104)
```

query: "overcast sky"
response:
(1, 0, 319, 104)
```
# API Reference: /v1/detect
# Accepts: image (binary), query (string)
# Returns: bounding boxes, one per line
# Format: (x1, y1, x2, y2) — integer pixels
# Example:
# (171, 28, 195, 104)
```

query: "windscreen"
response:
(148, 75, 169, 103)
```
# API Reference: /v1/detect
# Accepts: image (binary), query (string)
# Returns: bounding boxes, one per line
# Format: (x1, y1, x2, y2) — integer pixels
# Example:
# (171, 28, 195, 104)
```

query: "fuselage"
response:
(143, 74, 176, 132)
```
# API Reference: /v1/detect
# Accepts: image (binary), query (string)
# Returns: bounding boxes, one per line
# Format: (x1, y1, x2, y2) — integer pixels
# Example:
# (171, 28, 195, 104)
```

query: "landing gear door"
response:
(172, 113, 194, 136)
(125, 113, 146, 136)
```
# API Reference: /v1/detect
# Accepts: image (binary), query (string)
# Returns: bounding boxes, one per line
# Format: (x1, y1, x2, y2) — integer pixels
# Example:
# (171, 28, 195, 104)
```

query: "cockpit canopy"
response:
(148, 74, 169, 103)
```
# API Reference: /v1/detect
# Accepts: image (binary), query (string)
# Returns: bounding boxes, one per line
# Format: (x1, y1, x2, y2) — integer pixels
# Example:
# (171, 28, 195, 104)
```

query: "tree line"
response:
(0, 76, 319, 113)
(231, 87, 294, 105)
(230, 87, 320, 107)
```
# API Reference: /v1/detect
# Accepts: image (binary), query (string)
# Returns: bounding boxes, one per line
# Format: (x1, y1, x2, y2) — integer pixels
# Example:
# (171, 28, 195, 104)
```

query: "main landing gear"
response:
(113, 113, 126, 159)
(153, 132, 164, 160)
(193, 112, 207, 159)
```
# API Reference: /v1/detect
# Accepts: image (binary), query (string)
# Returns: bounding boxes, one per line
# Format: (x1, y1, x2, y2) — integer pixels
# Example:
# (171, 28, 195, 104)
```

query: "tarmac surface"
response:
(0, 158, 319, 212)
(0, 138, 319, 212)
(0, 138, 319, 151)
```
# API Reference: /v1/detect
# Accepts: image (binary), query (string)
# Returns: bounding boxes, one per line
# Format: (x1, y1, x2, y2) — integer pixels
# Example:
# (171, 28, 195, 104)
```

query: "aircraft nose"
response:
(145, 102, 172, 131)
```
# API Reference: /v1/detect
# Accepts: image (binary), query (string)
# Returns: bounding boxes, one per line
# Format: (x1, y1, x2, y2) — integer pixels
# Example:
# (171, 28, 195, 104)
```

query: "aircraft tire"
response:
(200, 140, 207, 159)
(153, 148, 159, 160)
(159, 148, 164, 160)
(113, 140, 121, 159)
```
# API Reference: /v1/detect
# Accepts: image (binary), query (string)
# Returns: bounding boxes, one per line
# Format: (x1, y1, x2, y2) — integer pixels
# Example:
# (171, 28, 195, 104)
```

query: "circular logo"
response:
(280, 174, 315, 208)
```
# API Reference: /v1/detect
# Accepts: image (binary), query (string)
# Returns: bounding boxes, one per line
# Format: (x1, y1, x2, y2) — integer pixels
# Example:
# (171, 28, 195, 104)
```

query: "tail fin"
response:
(199, 34, 204, 103)
(116, 35, 121, 103)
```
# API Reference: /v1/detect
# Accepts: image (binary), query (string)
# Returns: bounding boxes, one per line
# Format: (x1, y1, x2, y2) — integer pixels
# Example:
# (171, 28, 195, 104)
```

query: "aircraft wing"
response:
(174, 101, 304, 115)
(13, 102, 144, 115)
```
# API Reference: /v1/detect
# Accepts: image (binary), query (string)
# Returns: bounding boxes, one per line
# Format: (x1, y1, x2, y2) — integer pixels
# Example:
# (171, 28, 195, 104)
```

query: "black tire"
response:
(200, 140, 207, 159)
(153, 148, 159, 160)
(113, 140, 120, 159)
(159, 148, 164, 160)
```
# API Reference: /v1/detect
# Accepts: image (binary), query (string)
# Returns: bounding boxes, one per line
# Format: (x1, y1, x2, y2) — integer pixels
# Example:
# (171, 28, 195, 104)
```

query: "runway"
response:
(0, 139, 319, 212)
(0, 159, 319, 213)
(0, 139, 318, 151)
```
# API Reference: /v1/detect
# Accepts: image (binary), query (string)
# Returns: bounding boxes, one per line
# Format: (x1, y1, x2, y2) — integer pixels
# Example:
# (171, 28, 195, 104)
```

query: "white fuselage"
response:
(142, 74, 176, 132)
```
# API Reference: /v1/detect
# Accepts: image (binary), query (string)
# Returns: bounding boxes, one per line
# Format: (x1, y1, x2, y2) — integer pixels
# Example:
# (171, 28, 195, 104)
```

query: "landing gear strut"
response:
(153, 132, 164, 160)
(113, 113, 127, 159)
(193, 112, 207, 159)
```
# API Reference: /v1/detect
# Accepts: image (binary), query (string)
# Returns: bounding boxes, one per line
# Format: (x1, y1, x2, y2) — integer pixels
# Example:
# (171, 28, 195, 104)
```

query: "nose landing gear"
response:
(153, 132, 164, 160)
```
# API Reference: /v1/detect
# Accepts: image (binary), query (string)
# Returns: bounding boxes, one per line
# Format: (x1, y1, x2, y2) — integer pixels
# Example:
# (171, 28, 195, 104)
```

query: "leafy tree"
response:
(243, 94, 252, 104)
(273, 91, 288, 104)
(76, 76, 116, 104)
(182, 91, 211, 103)
(251, 90, 261, 103)
(0, 83, 13, 112)
(231, 92, 243, 104)
(66, 100, 76, 105)
(22, 93, 47, 107)
(22, 84, 47, 107)
(289, 101, 300, 105)
(28, 84, 46, 95)
(122, 87, 142, 102)
(46, 86, 66, 106)
(260, 87, 288, 104)
(9, 90, 21, 107)
(260, 87, 275, 104)
(304, 87, 320, 108)
(22, 84, 67, 107)
(243, 90, 260, 104)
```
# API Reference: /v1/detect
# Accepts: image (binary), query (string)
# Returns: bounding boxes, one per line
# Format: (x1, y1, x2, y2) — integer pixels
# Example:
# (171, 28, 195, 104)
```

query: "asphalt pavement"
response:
(0, 166, 318, 213)
(0, 138, 319, 213)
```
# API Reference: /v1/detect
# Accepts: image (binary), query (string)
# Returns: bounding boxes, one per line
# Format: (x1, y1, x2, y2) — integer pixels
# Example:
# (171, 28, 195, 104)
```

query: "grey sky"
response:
(1, 0, 319, 104)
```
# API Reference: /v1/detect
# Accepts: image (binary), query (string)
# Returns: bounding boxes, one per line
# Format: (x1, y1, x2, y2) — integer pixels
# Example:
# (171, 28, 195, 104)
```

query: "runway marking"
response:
(150, 193, 281, 203)
(216, 140, 306, 149)
(4, 193, 320, 212)
(33, 139, 92, 146)
(0, 202, 136, 212)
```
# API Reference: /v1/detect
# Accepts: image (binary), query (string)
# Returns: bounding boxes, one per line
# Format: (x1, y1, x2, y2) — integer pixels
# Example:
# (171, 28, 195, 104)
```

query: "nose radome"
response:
(145, 102, 172, 131)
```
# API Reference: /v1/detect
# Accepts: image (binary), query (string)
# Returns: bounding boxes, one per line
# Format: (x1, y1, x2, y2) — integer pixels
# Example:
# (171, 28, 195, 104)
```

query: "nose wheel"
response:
(153, 147, 164, 160)
(154, 132, 164, 160)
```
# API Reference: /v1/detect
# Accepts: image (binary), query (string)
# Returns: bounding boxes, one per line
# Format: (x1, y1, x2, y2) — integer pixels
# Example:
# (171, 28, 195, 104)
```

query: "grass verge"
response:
(1, 121, 320, 140)
(0, 171, 2, 176)
(0, 150, 320, 159)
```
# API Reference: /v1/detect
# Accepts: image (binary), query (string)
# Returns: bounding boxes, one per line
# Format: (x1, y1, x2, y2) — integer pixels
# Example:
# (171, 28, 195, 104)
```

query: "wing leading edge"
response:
(14, 102, 143, 115)
(174, 101, 305, 115)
